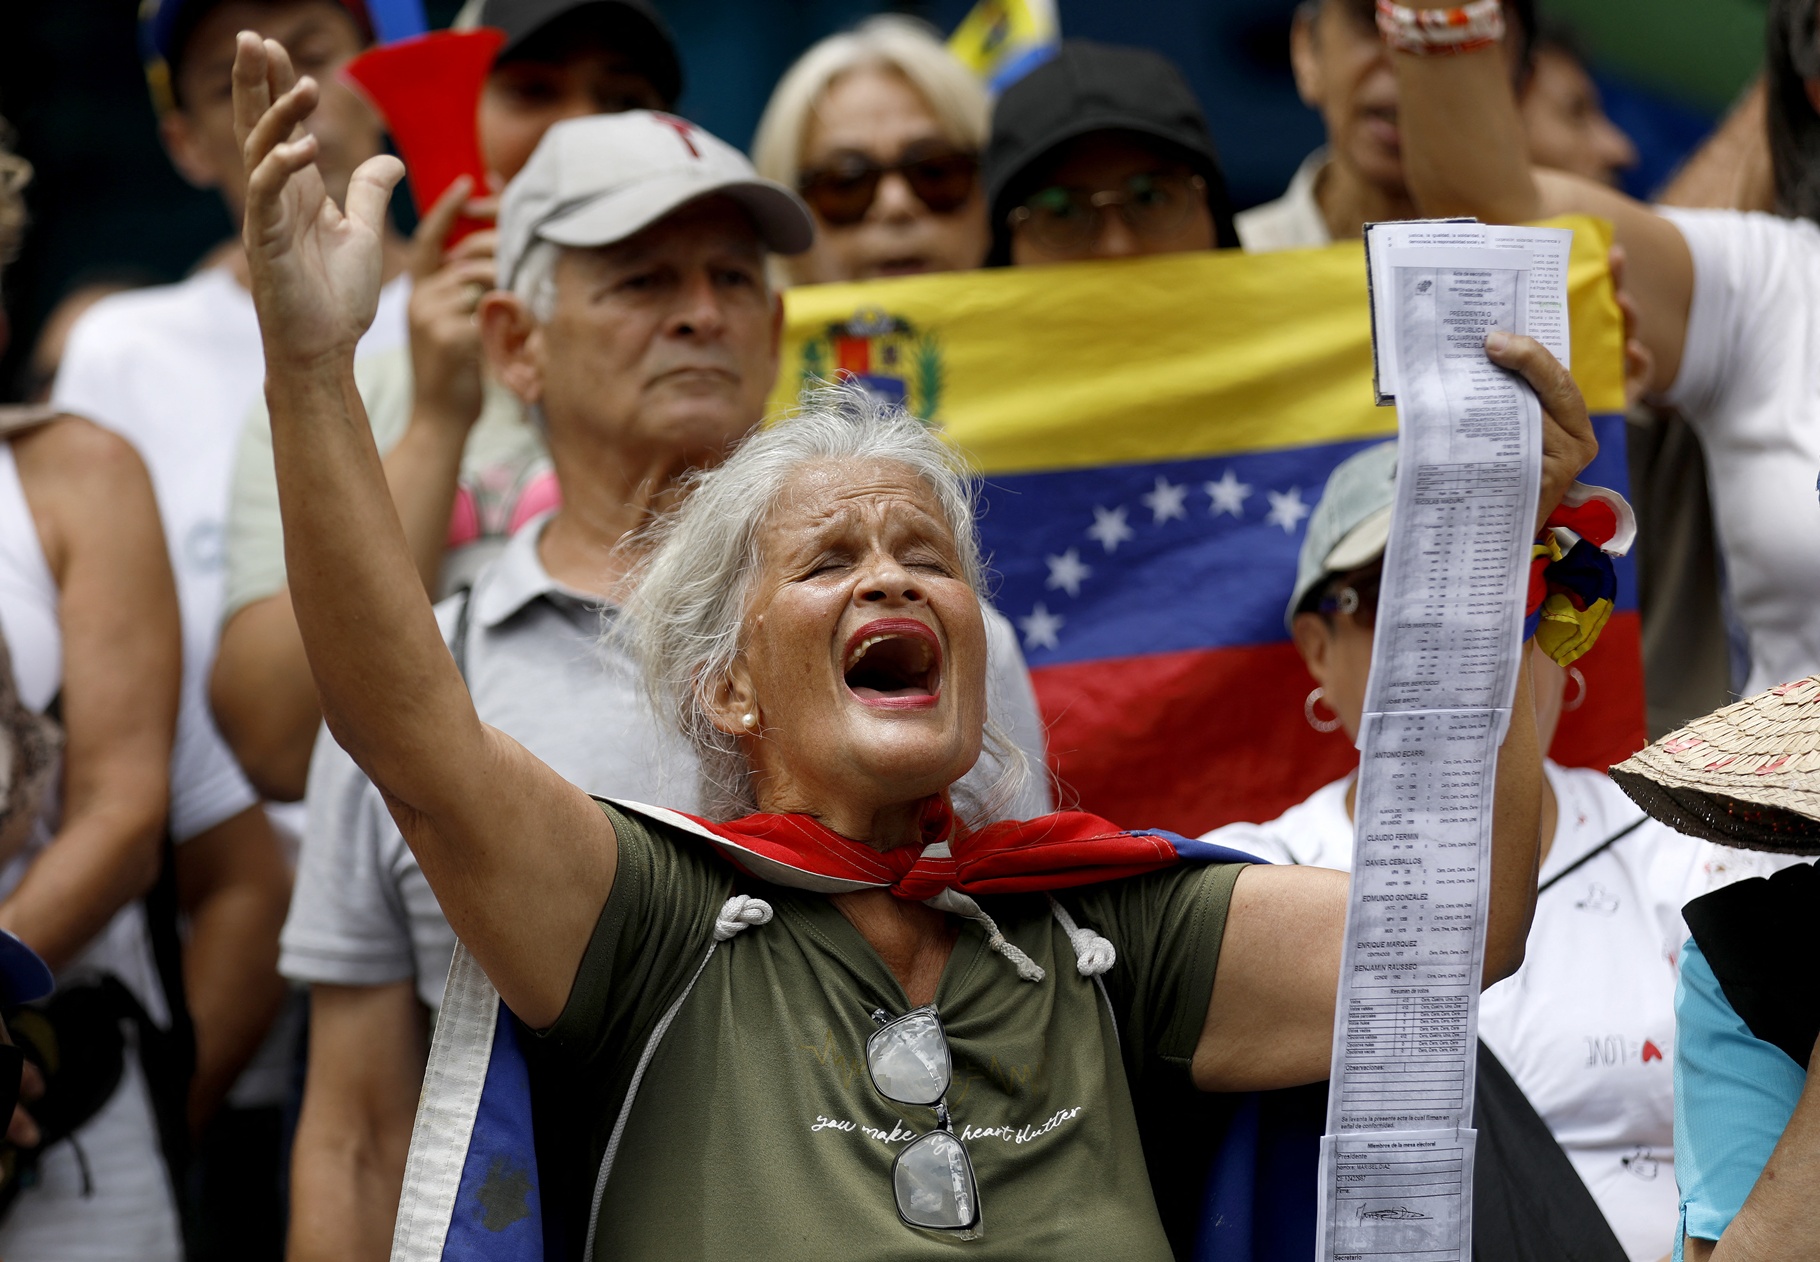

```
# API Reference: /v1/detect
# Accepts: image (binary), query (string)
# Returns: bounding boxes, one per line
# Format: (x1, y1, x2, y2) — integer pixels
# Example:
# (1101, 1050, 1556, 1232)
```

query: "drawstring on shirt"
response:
(1047, 897, 1117, 976)
(714, 894, 772, 941)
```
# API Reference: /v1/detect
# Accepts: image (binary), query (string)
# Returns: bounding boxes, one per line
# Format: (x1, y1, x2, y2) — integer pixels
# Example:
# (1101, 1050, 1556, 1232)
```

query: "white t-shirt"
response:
(51, 265, 410, 840)
(0, 440, 182, 1260)
(1204, 762, 1765, 1262)
(1658, 208, 1820, 695)
(1234, 148, 1334, 254)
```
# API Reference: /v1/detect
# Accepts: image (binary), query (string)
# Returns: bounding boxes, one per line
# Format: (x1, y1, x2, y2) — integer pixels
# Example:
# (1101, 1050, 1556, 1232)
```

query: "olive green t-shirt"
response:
(529, 803, 1246, 1260)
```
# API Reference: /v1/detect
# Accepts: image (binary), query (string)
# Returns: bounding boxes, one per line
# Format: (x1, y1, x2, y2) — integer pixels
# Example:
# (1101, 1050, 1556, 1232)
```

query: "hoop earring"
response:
(1304, 687, 1343, 734)
(1562, 666, 1587, 712)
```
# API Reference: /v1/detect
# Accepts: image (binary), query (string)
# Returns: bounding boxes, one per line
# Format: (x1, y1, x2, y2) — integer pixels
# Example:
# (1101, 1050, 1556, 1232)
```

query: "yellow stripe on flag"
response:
(947, 0, 1058, 79)
(772, 215, 1624, 476)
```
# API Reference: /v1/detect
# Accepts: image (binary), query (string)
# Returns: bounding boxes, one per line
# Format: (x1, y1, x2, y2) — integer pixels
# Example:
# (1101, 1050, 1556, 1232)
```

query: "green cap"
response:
(1285, 440, 1397, 630)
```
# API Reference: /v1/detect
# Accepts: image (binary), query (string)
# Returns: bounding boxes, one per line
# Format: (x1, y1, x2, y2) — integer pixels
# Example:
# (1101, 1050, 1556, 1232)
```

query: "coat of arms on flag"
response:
(798, 308, 947, 420)
(774, 218, 1637, 834)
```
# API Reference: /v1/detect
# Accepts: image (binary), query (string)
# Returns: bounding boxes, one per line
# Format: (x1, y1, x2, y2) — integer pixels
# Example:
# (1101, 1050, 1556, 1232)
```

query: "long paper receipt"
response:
(1315, 243, 1550, 1261)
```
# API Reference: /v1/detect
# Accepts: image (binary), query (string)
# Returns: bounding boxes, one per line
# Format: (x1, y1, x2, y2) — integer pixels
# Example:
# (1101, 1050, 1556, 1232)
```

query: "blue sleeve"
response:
(1674, 937, 1809, 1251)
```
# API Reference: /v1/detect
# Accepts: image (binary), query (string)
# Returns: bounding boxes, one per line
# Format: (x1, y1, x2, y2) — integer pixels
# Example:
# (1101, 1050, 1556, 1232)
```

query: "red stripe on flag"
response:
(1030, 611, 1645, 836)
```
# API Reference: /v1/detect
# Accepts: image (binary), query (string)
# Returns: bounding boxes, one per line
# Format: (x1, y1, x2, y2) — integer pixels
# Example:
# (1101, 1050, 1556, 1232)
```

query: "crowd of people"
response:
(0, 0, 1817, 1259)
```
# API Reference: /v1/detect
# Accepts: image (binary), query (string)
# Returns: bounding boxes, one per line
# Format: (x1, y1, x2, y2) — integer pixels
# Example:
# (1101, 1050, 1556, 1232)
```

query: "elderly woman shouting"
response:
(232, 32, 1596, 1258)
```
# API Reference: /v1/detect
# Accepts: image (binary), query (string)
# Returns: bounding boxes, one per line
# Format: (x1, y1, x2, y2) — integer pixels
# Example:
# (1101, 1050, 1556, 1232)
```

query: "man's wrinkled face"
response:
(724, 458, 987, 821)
(478, 15, 667, 185)
(1291, 0, 1527, 198)
(1291, 2, 1405, 195)
(530, 198, 782, 476)
(164, 0, 376, 220)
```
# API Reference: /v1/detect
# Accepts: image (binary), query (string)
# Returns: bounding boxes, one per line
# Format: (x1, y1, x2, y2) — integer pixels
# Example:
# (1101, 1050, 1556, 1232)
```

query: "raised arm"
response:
(1391, 4, 1695, 392)
(211, 182, 502, 803)
(1191, 333, 1590, 1092)
(233, 33, 610, 1028)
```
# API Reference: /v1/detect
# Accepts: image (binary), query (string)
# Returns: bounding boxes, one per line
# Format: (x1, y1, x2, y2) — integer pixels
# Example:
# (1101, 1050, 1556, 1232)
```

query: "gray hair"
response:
(624, 381, 1027, 823)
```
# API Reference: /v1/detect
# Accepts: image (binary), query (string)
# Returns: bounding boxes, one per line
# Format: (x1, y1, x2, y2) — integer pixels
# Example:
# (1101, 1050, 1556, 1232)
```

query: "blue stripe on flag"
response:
(1146, 830, 1268, 866)
(986, 42, 1060, 93)
(444, 1004, 544, 1261)
(979, 415, 1633, 668)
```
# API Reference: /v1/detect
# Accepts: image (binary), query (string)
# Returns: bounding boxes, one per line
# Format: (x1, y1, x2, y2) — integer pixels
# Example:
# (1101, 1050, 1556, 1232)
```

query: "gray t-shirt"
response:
(280, 517, 1054, 1009)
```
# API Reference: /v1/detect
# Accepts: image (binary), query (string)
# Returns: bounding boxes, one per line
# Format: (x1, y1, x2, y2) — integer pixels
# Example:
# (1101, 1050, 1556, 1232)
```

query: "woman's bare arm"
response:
(233, 34, 610, 1028)
(175, 804, 292, 1132)
(209, 184, 498, 804)
(1390, 12, 1695, 392)
(3, 418, 175, 968)
(1192, 333, 1591, 1092)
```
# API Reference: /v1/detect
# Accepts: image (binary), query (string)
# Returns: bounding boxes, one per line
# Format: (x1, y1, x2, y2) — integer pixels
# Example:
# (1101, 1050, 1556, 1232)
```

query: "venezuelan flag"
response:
(772, 217, 1636, 834)
(947, 0, 1060, 92)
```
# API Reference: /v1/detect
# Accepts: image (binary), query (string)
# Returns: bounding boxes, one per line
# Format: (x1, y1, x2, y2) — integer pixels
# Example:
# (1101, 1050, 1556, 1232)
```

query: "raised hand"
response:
(1482, 331, 1599, 532)
(405, 176, 498, 433)
(234, 32, 404, 370)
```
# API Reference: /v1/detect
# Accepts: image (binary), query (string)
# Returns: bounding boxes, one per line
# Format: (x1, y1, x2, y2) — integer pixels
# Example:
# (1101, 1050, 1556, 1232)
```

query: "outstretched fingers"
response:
(230, 32, 271, 153)
(345, 155, 407, 240)
(242, 74, 319, 183)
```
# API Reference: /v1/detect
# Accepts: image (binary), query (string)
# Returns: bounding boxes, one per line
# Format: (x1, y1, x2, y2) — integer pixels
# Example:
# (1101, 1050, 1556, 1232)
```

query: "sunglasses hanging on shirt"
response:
(866, 1005, 981, 1232)
(797, 142, 981, 226)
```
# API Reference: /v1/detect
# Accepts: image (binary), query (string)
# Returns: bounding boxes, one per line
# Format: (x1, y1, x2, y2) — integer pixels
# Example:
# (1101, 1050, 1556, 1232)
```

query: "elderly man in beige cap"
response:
(278, 110, 1051, 1261)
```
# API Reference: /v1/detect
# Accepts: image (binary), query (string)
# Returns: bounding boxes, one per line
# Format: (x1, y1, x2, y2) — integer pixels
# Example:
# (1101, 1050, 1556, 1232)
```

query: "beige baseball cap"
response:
(1285, 440, 1398, 630)
(497, 110, 815, 289)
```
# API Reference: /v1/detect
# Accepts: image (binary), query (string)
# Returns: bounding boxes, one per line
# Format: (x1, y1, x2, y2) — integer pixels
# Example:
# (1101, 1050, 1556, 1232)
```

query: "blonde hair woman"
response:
(753, 16, 990, 284)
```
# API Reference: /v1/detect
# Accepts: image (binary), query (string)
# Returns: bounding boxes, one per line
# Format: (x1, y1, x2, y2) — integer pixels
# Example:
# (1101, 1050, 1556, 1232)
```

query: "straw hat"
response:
(1609, 676, 1820, 853)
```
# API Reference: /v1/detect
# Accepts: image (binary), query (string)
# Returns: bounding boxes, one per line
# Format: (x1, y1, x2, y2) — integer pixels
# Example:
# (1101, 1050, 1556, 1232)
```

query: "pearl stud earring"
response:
(741, 713, 757, 730)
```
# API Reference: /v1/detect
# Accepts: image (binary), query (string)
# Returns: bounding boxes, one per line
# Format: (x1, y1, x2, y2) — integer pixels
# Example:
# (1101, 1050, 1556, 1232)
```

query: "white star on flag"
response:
(1018, 603, 1065, 651)
(1087, 505, 1135, 553)
(1140, 476, 1189, 524)
(1265, 487, 1311, 534)
(1204, 469, 1252, 517)
(1045, 548, 1093, 597)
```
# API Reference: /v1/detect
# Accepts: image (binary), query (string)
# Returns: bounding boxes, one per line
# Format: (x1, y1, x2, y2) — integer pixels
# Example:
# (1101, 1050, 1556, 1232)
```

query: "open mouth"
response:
(842, 618, 942, 709)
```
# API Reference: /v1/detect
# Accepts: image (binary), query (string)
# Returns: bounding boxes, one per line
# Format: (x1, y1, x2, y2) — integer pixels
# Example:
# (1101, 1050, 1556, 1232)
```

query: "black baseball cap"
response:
(984, 40, 1235, 262)
(480, 0, 682, 108)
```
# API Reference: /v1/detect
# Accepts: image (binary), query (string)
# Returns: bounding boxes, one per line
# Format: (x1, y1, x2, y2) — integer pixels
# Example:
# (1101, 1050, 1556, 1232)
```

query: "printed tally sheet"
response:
(1364, 220, 1572, 404)
(1315, 242, 1552, 1260)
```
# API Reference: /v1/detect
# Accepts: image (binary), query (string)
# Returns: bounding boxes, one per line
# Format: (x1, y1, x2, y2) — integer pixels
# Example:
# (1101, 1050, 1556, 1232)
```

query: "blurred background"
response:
(0, 0, 1765, 400)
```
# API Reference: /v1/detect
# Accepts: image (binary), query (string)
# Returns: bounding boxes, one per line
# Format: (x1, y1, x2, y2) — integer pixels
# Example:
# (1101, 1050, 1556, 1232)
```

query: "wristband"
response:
(1522, 483, 1636, 668)
(1376, 0, 1505, 56)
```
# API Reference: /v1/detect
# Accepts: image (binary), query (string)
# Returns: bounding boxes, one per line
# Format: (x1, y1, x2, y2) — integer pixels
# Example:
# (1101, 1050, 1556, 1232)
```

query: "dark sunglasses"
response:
(797, 144, 980, 227)
(1007, 170, 1207, 254)
(867, 1006, 980, 1231)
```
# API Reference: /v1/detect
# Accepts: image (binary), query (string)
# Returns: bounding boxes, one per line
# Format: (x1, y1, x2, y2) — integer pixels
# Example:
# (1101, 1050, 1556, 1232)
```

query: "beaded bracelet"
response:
(1375, 0, 1505, 56)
